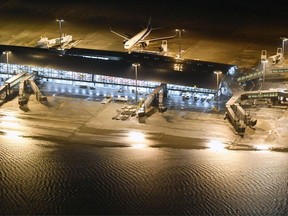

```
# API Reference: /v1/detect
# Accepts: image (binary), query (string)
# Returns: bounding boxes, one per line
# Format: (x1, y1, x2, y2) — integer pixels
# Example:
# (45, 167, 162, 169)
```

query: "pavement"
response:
(0, 82, 287, 152)
(0, 5, 288, 151)
(0, 8, 285, 70)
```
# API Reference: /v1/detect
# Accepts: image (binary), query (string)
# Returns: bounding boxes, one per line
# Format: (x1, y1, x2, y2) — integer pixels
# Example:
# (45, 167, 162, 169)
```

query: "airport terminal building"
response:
(0, 45, 237, 98)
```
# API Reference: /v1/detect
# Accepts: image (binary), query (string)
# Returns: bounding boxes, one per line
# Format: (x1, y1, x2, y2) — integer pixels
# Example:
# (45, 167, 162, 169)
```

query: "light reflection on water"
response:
(1, 136, 288, 215)
(207, 140, 227, 151)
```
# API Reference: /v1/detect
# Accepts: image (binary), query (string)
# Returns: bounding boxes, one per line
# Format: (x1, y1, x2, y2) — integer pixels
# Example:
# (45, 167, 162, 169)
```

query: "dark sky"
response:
(1, 0, 287, 23)
(0, 0, 287, 37)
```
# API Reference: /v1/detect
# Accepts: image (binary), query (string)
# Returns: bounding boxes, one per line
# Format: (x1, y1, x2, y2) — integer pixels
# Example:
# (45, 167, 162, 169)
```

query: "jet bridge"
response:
(224, 89, 287, 136)
(28, 79, 47, 102)
(225, 105, 246, 136)
(5, 71, 27, 95)
(137, 83, 166, 117)
(37, 34, 73, 48)
(237, 48, 285, 83)
(18, 80, 29, 106)
(231, 103, 257, 128)
(0, 71, 29, 99)
(18, 76, 47, 106)
(0, 85, 7, 99)
(236, 71, 263, 83)
(225, 93, 246, 136)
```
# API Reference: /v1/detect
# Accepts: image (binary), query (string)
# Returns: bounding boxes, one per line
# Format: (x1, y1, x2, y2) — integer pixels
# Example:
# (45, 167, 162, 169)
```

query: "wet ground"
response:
(0, 2, 287, 150)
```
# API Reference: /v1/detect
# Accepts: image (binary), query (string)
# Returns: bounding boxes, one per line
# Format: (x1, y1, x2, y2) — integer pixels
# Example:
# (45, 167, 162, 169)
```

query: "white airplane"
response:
(110, 17, 178, 51)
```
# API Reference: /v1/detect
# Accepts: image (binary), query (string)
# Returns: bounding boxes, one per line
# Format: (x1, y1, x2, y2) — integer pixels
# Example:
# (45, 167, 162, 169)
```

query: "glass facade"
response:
(0, 62, 217, 95)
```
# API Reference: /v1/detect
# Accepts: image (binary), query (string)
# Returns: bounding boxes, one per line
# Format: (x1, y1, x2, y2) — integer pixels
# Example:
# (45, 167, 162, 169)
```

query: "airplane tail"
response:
(147, 17, 152, 28)
(148, 17, 164, 31)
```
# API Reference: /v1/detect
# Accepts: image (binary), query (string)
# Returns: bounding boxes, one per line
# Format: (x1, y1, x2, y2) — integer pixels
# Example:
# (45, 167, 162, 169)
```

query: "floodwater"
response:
(1, 136, 288, 215)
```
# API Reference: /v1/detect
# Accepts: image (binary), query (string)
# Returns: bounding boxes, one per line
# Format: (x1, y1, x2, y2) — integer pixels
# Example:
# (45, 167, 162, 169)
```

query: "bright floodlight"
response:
(214, 71, 222, 111)
(281, 37, 288, 59)
(3, 51, 11, 74)
(132, 63, 140, 102)
(175, 29, 185, 59)
(56, 19, 64, 50)
(3, 51, 11, 55)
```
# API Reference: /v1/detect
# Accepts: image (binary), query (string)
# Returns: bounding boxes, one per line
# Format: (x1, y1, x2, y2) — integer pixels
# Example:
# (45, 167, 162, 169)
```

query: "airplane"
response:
(110, 17, 178, 52)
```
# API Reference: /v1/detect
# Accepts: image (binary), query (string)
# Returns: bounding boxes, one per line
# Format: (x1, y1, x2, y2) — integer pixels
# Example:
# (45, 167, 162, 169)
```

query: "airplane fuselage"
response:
(111, 17, 177, 51)
(124, 26, 152, 50)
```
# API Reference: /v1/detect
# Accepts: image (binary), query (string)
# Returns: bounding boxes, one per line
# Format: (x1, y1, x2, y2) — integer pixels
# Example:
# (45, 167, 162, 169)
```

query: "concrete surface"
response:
(0, 2, 287, 151)
(0, 4, 287, 70)
(0, 90, 287, 151)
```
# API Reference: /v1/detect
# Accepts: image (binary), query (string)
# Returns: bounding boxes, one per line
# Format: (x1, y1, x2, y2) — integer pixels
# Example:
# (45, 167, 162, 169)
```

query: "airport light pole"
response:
(132, 63, 140, 102)
(3, 51, 11, 74)
(175, 29, 185, 59)
(214, 70, 222, 111)
(262, 59, 268, 84)
(56, 19, 64, 50)
(281, 37, 288, 59)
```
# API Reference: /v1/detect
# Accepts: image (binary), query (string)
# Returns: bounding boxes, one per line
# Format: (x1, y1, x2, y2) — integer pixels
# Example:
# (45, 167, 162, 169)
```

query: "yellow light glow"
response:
(128, 131, 148, 148)
(207, 140, 226, 151)
(130, 143, 147, 149)
(255, 144, 271, 151)
(3, 121, 19, 128)
(173, 63, 183, 71)
(5, 130, 22, 139)
(1, 114, 21, 130)
(2, 115, 17, 121)
(128, 131, 145, 142)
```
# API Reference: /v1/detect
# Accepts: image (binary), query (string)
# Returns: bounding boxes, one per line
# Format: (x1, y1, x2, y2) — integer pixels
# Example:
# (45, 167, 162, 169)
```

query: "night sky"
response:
(1, 0, 287, 27)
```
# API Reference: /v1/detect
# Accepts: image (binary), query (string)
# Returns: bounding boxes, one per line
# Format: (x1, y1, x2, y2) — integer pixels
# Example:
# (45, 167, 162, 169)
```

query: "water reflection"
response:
(131, 143, 147, 148)
(207, 140, 227, 151)
(127, 131, 149, 148)
(1, 135, 288, 215)
(128, 131, 145, 143)
(0, 113, 28, 143)
(255, 144, 271, 151)
(4, 130, 23, 139)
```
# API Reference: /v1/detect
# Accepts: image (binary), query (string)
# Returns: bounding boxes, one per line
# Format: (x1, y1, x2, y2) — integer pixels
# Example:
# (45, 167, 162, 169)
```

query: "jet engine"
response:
(141, 41, 149, 47)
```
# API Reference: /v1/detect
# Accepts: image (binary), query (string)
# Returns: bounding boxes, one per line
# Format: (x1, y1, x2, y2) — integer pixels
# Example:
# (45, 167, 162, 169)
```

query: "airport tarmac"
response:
(0, 3, 287, 150)
(0, 80, 287, 151)
(0, 4, 287, 70)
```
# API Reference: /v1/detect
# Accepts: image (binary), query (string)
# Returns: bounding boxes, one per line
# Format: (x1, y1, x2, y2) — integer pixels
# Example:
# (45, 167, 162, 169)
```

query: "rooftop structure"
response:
(0, 45, 236, 90)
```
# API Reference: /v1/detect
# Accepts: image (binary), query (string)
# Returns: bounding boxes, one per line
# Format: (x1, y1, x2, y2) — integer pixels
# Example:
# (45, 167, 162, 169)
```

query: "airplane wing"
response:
(140, 31, 178, 43)
(110, 27, 130, 40)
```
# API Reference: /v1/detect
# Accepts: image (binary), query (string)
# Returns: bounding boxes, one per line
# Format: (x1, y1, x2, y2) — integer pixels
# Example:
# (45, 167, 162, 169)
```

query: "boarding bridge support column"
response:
(277, 48, 283, 61)
(0, 85, 7, 99)
(162, 83, 168, 98)
(160, 40, 168, 53)
(18, 80, 29, 106)
(261, 50, 267, 62)
(28, 79, 47, 102)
